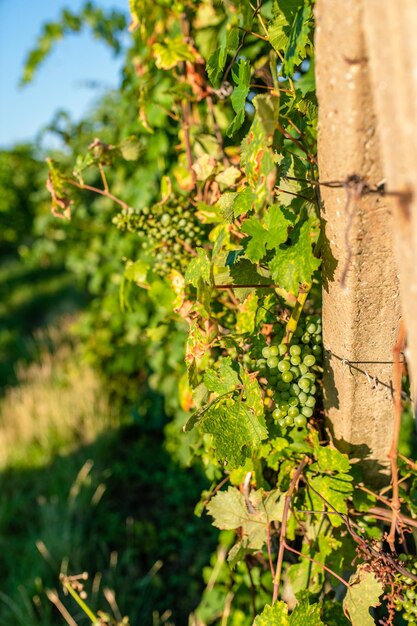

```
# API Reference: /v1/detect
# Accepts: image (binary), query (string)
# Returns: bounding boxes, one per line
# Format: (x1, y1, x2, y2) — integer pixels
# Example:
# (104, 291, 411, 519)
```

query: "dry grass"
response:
(0, 322, 117, 468)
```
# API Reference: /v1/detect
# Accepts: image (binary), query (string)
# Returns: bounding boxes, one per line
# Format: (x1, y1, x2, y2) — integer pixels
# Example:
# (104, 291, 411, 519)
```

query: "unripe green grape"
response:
(307, 322, 317, 334)
(289, 344, 301, 356)
(299, 363, 308, 376)
(303, 354, 316, 367)
(298, 391, 308, 405)
(301, 406, 313, 418)
(304, 372, 316, 381)
(278, 360, 291, 372)
(279, 344, 288, 356)
(294, 415, 307, 427)
(289, 397, 299, 407)
(262, 346, 271, 358)
(305, 395, 316, 408)
(278, 418, 286, 427)
(267, 356, 279, 369)
(272, 408, 281, 420)
(288, 406, 299, 418)
(301, 332, 311, 343)
(298, 378, 311, 392)
(281, 371, 293, 383)
(269, 345, 279, 357)
(312, 345, 322, 356)
(285, 416, 294, 426)
(291, 355, 301, 365)
(290, 383, 301, 396)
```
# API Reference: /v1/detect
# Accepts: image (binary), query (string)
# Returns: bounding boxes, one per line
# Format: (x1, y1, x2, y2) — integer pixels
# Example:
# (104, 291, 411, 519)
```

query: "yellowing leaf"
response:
(152, 37, 197, 70)
(207, 487, 283, 550)
(344, 567, 383, 626)
(253, 602, 289, 626)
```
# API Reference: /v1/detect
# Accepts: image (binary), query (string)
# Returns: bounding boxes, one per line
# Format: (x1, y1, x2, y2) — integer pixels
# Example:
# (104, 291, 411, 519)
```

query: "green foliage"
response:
(253, 599, 324, 625)
(11, 0, 417, 624)
(343, 568, 384, 626)
(207, 487, 283, 551)
(0, 146, 44, 255)
(227, 59, 251, 136)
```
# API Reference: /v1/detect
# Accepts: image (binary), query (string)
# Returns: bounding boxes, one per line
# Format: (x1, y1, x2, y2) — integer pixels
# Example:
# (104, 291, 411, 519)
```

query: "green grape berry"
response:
(267, 356, 279, 369)
(303, 354, 316, 367)
(294, 415, 307, 427)
(281, 371, 294, 383)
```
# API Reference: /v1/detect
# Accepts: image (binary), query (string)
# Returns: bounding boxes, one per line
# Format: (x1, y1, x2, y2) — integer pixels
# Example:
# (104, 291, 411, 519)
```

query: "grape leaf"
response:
(253, 602, 289, 625)
(236, 293, 259, 334)
(118, 136, 142, 161)
(203, 358, 240, 395)
(267, 0, 305, 57)
(316, 446, 351, 474)
(200, 397, 268, 468)
(241, 95, 279, 209)
(283, 4, 313, 76)
(152, 37, 197, 69)
(268, 216, 320, 294)
(227, 59, 251, 137)
(233, 187, 257, 217)
(45, 158, 73, 219)
(242, 205, 291, 263)
(240, 368, 264, 417)
(268, 11, 288, 55)
(207, 487, 283, 550)
(343, 567, 383, 626)
(290, 601, 324, 626)
(307, 474, 353, 527)
(185, 248, 212, 287)
(207, 27, 239, 87)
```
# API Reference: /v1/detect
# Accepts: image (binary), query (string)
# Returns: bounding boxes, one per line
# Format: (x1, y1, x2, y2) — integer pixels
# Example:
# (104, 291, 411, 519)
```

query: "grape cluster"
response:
(393, 557, 417, 625)
(255, 315, 322, 429)
(113, 204, 205, 275)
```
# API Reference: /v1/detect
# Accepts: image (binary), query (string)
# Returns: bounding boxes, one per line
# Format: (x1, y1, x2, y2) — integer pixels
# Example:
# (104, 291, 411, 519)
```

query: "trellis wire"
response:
(326, 349, 411, 402)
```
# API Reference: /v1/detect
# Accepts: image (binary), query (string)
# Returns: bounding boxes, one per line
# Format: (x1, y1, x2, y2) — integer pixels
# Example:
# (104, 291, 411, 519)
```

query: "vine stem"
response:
(266, 523, 275, 579)
(283, 283, 311, 346)
(282, 541, 350, 589)
(202, 475, 230, 507)
(65, 178, 132, 211)
(387, 319, 406, 551)
(272, 456, 308, 604)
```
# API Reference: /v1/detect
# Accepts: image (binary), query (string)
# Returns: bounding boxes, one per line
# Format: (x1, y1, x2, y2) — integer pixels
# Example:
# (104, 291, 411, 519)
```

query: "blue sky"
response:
(0, 0, 129, 148)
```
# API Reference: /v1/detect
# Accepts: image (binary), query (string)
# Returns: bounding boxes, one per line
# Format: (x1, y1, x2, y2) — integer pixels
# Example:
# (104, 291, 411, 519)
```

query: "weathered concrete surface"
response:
(363, 2, 417, 413)
(315, 1, 400, 481)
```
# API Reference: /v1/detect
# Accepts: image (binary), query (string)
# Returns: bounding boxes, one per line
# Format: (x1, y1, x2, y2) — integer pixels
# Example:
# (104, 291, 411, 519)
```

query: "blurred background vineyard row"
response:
(0, 3, 221, 623)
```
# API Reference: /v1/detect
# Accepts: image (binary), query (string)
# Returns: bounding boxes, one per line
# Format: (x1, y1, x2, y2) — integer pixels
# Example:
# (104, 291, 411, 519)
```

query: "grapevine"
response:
(24, 0, 417, 624)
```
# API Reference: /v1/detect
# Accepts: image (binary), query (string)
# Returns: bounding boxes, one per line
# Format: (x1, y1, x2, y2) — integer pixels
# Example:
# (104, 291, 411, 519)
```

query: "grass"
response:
(0, 326, 216, 625)
(0, 257, 87, 393)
